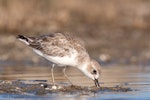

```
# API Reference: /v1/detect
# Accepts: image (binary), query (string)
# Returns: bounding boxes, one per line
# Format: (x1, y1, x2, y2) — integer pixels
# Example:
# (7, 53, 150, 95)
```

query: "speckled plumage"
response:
(17, 32, 101, 88)
(18, 33, 89, 66)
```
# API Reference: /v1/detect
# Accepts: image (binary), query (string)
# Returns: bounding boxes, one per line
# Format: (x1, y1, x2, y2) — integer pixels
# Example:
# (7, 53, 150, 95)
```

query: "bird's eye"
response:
(92, 70, 97, 74)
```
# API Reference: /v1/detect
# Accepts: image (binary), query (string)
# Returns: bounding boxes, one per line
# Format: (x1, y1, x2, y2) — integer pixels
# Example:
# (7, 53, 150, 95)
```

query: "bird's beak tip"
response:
(94, 79, 100, 88)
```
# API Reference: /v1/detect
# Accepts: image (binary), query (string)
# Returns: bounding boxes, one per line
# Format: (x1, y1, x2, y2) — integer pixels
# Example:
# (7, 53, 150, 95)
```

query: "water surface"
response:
(0, 65, 150, 100)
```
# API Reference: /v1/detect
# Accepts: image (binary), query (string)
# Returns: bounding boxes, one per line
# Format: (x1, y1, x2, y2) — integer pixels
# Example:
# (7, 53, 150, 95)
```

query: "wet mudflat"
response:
(0, 34, 150, 100)
(0, 65, 150, 100)
(0, 1, 150, 99)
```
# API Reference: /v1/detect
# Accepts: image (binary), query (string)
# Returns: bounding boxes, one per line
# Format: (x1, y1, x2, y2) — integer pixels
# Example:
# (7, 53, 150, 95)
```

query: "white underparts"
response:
(33, 49, 78, 67)
(18, 39, 29, 45)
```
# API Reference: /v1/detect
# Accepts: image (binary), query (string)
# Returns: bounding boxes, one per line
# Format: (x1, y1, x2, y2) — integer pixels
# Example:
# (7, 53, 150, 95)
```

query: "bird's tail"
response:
(17, 35, 33, 45)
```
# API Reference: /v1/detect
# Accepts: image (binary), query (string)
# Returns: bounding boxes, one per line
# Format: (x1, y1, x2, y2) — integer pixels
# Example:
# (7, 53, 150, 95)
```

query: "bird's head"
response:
(80, 59, 101, 88)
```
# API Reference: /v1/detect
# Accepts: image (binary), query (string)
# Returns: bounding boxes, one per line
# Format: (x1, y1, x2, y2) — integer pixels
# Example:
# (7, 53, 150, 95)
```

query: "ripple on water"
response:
(0, 65, 150, 100)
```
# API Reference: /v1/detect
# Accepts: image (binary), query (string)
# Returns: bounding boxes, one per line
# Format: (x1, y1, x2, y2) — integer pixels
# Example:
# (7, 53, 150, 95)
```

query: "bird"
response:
(17, 33, 101, 88)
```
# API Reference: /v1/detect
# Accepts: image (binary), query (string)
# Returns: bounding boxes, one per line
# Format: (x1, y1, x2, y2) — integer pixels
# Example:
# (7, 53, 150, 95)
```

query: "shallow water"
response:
(0, 65, 150, 100)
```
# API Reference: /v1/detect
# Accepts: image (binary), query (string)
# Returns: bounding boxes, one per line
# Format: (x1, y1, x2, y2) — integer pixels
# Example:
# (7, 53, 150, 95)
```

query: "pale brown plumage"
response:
(17, 33, 101, 88)
(19, 33, 89, 64)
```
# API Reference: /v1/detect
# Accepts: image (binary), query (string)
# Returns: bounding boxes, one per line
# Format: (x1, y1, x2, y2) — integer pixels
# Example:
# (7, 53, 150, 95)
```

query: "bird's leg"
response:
(63, 66, 73, 85)
(51, 64, 55, 86)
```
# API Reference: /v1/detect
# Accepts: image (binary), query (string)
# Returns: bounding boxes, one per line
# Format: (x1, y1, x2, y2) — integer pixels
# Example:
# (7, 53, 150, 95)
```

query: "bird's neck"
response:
(76, 52, 91, 74)
(77, 58, 90, 73)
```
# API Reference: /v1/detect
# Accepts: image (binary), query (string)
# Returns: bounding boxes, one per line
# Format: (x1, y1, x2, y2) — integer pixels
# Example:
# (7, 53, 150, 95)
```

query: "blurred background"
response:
(0, 0, 150, 67)
(0, 1, 150, 98)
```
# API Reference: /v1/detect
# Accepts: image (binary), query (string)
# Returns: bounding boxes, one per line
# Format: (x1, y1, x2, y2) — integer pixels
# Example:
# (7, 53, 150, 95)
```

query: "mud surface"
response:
(0, 65, 149, 100)
(0, 1, 150, 100)
(0, 80, 131, 95)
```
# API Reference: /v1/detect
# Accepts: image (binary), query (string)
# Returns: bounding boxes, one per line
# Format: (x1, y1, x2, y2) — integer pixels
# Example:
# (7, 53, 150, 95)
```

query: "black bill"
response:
(94, 79, 100, 88)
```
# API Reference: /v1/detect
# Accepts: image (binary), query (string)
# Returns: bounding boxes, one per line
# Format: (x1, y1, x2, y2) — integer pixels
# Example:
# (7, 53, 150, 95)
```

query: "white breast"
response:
(33, 49, 78, 67)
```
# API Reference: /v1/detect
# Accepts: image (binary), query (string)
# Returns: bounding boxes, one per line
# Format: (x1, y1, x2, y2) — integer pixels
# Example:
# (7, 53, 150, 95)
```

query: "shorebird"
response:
(17, 33, 101, 88)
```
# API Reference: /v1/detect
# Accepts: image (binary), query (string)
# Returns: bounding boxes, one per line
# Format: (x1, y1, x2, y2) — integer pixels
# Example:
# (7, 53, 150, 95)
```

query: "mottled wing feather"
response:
(28, 33, 86, 57)
(41, 36, 71, 57)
